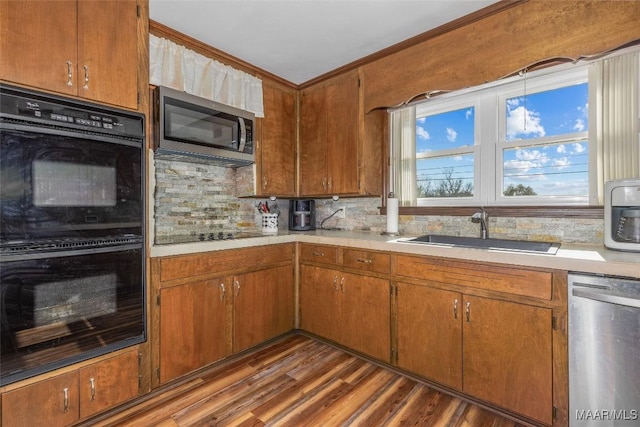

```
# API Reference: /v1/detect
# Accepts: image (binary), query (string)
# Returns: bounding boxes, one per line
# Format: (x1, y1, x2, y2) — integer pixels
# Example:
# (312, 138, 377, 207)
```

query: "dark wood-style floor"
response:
(89, 334, 526, 426)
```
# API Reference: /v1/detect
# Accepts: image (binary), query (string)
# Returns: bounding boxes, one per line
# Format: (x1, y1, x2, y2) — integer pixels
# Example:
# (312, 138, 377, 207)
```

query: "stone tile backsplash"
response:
(153, 159, 603, 245)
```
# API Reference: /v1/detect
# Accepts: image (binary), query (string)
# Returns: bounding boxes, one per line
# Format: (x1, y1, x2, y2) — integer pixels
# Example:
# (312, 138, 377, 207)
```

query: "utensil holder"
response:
(261, 213, 279, 233)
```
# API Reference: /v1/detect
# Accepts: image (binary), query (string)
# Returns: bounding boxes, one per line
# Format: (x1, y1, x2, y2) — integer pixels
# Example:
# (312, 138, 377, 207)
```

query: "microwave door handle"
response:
(238, 117, 246, 152)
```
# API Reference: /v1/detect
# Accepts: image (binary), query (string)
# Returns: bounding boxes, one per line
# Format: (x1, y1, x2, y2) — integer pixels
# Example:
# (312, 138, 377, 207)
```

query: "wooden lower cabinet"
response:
(300, 264, 390, 362)
(396, 282, 463, 390)
(463, 294, 553, 425)
(396, 281, 553, 425)
(159, 278, 227, 383)
(153, 245, 295, 385)
(233, 265, 295, 353)
(1, 348, 139, 427)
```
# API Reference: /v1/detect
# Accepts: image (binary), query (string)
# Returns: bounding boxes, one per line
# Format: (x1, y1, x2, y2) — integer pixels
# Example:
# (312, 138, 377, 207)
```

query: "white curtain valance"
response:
(149, 34, 264, 117)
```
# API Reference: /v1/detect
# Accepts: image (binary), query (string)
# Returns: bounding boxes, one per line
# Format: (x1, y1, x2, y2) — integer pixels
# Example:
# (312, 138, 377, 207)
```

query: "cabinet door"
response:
(2, 371, 79, 427)
(0, 0, 77, 96)
(258, 83, 296, 196)
(339, 271, 390, 361)
(396, 282, 463, 390)
(325, 70, 359, 195)
(299, 265, 341, 342)
(159, 279, 227, 383)
(78, 349, 139, 419)
(233, 265, 295, 352)
(463, 295, 553, 425)
(299, 84, 329, 195)
(77, 0, 138, 109)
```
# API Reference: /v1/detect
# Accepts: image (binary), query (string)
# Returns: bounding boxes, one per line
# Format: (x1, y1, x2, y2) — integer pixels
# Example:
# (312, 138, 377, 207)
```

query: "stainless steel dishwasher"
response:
(569, 273, 640, 426)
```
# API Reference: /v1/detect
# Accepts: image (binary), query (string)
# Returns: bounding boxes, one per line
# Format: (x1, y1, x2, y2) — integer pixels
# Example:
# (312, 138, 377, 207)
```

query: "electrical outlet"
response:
(337, 206, 346, 218)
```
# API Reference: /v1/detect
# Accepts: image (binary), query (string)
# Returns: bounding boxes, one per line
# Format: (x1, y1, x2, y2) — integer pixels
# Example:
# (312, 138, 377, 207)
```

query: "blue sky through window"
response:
(415, 82, 589, 198)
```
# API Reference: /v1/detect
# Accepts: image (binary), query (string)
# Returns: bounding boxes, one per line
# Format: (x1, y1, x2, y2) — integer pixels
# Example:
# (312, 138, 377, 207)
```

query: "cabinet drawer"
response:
(343, 249, 390, 274)
(157, 244, 293, 282)
(394, 255, 552, 300)
(299, 244, 339, 265)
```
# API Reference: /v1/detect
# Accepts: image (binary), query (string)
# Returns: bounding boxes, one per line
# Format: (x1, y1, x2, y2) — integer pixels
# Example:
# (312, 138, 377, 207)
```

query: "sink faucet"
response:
(471, 208, 489, 239)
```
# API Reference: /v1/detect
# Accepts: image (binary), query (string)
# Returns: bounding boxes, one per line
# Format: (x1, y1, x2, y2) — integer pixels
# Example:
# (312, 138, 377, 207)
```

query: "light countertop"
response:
(150, 230, 640, 279)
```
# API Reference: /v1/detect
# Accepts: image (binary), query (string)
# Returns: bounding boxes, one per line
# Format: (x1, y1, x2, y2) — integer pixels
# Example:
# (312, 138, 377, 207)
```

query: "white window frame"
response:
(415, 97, 481, 206)
(402, 65, 591, 207)
(495, 68, 590, 206)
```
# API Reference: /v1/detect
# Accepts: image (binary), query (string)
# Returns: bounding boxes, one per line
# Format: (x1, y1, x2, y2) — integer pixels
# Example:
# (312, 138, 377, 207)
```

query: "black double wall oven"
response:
(0, 85, 146, 385)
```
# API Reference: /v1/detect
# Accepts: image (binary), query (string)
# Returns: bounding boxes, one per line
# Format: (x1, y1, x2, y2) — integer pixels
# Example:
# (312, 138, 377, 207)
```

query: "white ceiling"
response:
(149, 0, 499, 85)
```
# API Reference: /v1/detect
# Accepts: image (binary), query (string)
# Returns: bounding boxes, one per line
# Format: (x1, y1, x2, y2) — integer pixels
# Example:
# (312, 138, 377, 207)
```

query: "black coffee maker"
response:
(289, 200, 315, 231)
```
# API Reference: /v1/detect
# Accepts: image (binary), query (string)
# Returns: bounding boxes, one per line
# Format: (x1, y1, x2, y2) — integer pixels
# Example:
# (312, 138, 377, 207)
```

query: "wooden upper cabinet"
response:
(300, 69, 360, 196)
(256, 82, 297, 197)
(0, 0, 139, 110)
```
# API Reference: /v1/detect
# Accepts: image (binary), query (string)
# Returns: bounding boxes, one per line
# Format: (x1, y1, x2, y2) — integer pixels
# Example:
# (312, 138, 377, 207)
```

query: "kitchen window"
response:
(390, 49, 639, 209)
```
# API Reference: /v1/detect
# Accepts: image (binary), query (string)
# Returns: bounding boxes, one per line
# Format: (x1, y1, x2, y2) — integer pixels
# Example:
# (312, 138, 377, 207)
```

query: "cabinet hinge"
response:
(138, 375, 143, 390)
(156, 294, 161, 306)
(552, 406, 558, 420)
(137, 4, 140, 18)
(156, 367, 161, 380)
(552, 315, 557, 330)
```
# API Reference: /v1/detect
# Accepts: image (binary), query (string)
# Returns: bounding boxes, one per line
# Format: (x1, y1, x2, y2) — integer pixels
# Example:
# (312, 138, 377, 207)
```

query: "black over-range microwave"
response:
(153, 85, 255, 167)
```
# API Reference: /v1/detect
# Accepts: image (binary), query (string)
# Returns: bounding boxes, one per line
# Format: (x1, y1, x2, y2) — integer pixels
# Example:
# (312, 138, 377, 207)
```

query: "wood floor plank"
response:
(91, 335, 528, 427)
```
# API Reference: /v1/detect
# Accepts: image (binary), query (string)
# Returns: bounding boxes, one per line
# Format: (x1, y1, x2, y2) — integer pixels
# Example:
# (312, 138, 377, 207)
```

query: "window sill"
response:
(381, 205, 603, 219)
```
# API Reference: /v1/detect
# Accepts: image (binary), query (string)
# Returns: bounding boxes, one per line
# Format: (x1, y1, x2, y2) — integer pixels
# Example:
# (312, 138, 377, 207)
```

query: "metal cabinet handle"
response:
(89, 377, 96, 401)
(328, 176, 332, 191)
(465, 301, 471, 322)
(333, 275, 339, 291)
(234, 280, 240, 296)
(356, 258, 373, 264)
(66, 61, 73, 86)
(321, 177, 327, 190)
(83, 65, 89, 90)
(340, 277, 345, 293)
(312, 252, 325, 257)
(219, 283, 225, 300)
(263, 176, 268, 190)
(453, 298, 458, 319)
(63, 387, 69, 412)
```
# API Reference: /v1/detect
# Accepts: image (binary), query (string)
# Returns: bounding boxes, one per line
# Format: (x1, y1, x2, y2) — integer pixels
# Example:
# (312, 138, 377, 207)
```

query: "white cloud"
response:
(416, 126, 430, 140)
(551, 156, 571, 170)
(446, 127, 457, 142)
(573, 118, 585, 132)
(557, 145, 566, 153)
(571, 142, 586, 154)
(465, 109, 473, 120)
(506, 105, 545, 140)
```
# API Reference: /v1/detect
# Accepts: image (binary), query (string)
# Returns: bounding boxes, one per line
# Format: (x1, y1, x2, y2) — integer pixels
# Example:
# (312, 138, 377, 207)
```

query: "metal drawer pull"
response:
(312, 252, 324, 257)
(328, 176, 332, 191)
(453, 298, 458, 319)
(340, 277, 345, 293)
(356, 258, 373, 264)
(219, 283, 225, 300)
(235, 280, 240, 296)
(322, 177, 327, 190)
(63, 387, 69, 412)
(90, 377, 96, 401)
(83, 65, 89, 90)
(66, 61, 73, 86)
(333, 275, 339, 291)
(465, 302, 471, 322)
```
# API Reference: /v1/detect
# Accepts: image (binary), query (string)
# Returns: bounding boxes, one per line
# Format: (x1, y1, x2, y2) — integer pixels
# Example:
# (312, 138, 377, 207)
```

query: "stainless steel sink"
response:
(398, 234, 560, 255)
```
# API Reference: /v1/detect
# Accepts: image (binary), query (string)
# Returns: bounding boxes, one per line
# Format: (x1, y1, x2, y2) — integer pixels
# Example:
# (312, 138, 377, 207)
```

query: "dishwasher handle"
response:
(572, 286, 640, 309)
